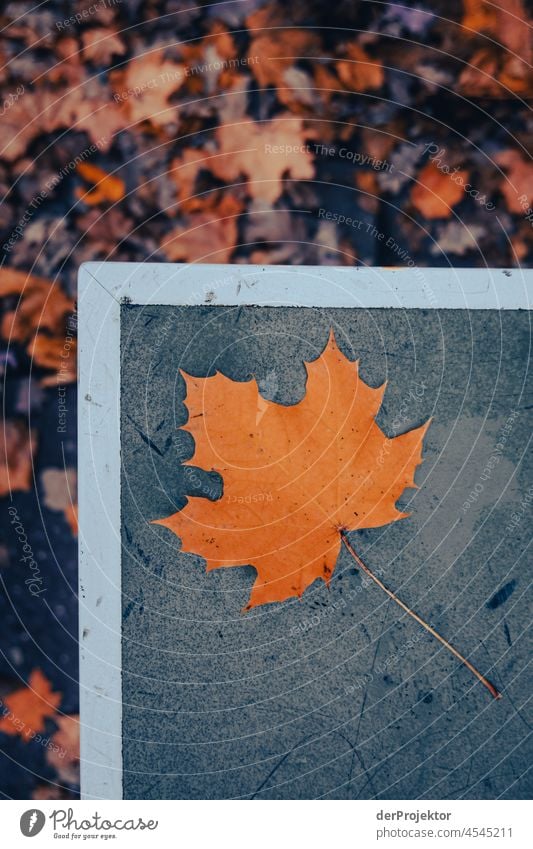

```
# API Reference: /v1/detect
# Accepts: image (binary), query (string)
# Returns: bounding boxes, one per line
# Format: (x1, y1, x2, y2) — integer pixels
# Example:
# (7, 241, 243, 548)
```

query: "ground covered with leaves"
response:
(0, 0, 531, 798)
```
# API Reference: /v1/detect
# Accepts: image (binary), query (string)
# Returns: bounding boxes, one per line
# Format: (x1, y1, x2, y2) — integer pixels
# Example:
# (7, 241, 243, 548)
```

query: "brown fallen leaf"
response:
(46, 715, 80, 785)
(76, 161, 125, 206)
(169, 149, 217, 214)
(510, 220, 533, 262)
(0, 420, 36, 496)
(32, 783, 74, 800)
(247, 28, 322, 108)
(111, 51, 185, 128)
(81, 28, 127, 65)
(411, 162, 469, 219)
(0, 81, 124, 161)
(75, 207, 135, 249)
(155, 332, 501, 699)
(336, 43, 384, 92)
(211, 118, 314, 204)
(160, 195, 242, 262)
(0, 670, 62, 741)
(41, 468, 78, 535)
(181, 21, 239, 95)
(355, 170, 380, 214)
(47, 37, 86, 87)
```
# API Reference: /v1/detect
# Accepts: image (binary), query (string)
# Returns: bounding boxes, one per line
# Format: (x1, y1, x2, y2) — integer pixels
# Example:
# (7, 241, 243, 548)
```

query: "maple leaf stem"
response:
(339, 532, 502, 701)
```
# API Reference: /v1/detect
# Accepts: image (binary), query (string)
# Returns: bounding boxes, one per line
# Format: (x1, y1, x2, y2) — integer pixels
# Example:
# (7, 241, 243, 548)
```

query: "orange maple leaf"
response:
(155, 332, 430, 609)
(0, 670, 62, 741)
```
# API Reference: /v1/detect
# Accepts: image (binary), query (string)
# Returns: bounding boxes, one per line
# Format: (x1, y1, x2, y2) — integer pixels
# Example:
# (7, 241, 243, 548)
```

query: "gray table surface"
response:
(120, 305, 532, 799)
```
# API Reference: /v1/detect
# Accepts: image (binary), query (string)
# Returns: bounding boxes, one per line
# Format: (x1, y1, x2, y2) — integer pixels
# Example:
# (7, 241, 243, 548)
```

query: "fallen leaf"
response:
(0, 270, 72, 343)
(111, 51, 185, 127)
(459, 0, 532, 96)
(0, 670, 62, 741)
(46, 714, 80, 785)
(155, 332, 429, 608)
(0, 81, 124, 162)
(41, 468, 78, 535)
(181, 22, 239, 95)
(495, 149, 533, 213)
(510, 220, 533, 262)
(160, 195, 242, 262)
(0, 420, 36, 496)
(211, 118, 314, 204)
(32, 784, 74, 800)
(0, 269, 76, 386)
(76, 161, 125, 206)
(461, 0, 498, 34)
(34, 338, 76, 386)
(355, 170, 380, 214)
(169, 148, 217, 213)
(75, 207, 135, 248)
(336, 44, 384, 92)
(246, 28, 322, 107)
(81, 28, 126, 65)
(411, 162, 470, 219)
(431, 220, 485, 255)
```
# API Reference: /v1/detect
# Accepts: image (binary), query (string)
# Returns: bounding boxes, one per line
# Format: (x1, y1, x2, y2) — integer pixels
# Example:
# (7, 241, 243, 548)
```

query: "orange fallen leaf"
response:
(211, 118, 314, 204)
(0, 670, 62, 741)
(76, 161, 125, 206)
(0, 269, 73, 343)
(156, 332, 430, 609)
(0, 420, 36, 497)
(30, 334, 73, 375)
(495, 149, 533, 213)
(155, 332, 502, 700)
(0, 269, 76, 385)
(459, 0, 532, 96)
(461, 0, 498, 34)
(411, 162, 469, 219)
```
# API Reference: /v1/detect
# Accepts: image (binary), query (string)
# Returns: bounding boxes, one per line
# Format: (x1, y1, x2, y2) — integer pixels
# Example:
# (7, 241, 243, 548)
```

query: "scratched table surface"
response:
(120, 305, 532, 800)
